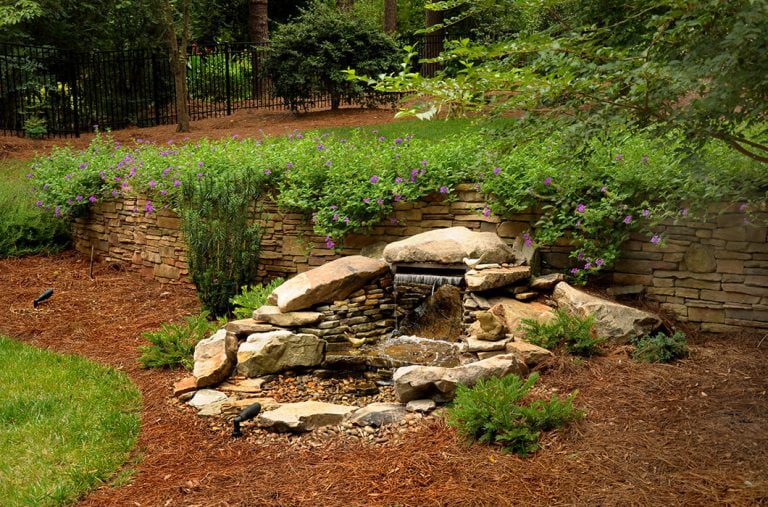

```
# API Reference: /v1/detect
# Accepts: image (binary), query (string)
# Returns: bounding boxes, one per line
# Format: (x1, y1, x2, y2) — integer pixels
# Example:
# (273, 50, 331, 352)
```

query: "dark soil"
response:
(1, 252, 767, 506)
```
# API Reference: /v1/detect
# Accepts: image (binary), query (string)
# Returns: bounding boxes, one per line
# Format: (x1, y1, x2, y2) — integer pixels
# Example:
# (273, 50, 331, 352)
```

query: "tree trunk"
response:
(161, 0, 191, 132)
(248, 0, 269, 44)
(336, 0, 353, 12)
(383, 0, 397, 33)
(424, 7, 444, 77)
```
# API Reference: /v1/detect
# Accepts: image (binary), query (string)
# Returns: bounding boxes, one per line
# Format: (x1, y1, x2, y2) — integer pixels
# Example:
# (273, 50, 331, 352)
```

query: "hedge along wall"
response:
(72, 184, 768, 333)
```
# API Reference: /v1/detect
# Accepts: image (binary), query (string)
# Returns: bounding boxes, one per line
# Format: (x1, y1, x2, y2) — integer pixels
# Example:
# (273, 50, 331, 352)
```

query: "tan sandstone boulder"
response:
(383, 226, 516, 265)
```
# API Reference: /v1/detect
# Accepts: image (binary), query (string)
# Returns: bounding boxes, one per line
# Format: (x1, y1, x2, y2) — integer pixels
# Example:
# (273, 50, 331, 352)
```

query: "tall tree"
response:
(248, 0, 268, 43)
(423, 5, 444, 76)
(160, 0, 191, 132)
(383, 0, 396, 33)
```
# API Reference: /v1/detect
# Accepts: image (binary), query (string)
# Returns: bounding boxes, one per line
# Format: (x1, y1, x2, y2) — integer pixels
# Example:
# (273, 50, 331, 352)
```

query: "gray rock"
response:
(553, 282, 662, 342)
(465, 335, 512, 352)
(406, 399, 437, 413)
(512, 236, 541, 275)
(465, 266, 531, 292)
(258, 401, 356, 432)
(530, 273, 565, 291)
(237, 330, 325, 377)
(684, 244, 717, 273)
(469, 293, 491, 310)
(225, 318, 277, 337)
(188, 389, 228, 409)
(393, 353, 529, 403)
(468, 311, 506, 341)
(253, 305, 323, 327)
(383, 226, 517, 265)
(505, 340, 554, 367)
(348, 403, 407, 427)
(270, 255, 390, 312)
(192, 329, 236, 388)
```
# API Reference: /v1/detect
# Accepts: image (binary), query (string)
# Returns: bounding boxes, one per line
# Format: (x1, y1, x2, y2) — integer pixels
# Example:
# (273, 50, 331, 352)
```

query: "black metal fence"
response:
(0, 36, 458, 138)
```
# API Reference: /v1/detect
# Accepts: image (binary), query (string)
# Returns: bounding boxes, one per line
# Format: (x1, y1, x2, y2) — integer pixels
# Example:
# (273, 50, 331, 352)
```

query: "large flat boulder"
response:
(258, 401, 355, 432)
(347, 403, 407, 428)
(505, 340, 554, 367)
(488, 299, 555, 335)
(253, 305, 323, 327)
(193, 329, 237, 388)
(393, 353, 528, 403)
(465, 266, 531, 292)
(383, 227, 516, 265)
(270, 256, 389, 312)
(553, 282, 662, 342)
(237, 330, 326, 377)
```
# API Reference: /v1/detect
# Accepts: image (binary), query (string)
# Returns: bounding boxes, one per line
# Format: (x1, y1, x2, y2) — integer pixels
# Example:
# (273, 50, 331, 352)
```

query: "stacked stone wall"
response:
(72, 190, 768, 332)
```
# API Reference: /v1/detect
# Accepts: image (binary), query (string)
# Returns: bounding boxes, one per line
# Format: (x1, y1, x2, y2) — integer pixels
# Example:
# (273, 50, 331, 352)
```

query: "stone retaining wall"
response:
(72, 188, 768, 332)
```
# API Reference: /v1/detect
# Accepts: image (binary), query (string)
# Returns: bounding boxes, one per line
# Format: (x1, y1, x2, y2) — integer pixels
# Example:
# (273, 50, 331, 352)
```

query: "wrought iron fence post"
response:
(70, 50, 81, 137)
(225, 43, 232, 116)
(151, 52, 161, 126)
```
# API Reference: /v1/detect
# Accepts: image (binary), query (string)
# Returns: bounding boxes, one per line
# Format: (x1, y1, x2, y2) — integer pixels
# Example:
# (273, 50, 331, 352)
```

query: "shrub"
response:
(632, 331, 689, 363)
(520, 309, 603, 357)
(264, 1, 400, 112)
(446, 372, 584, 456)
(138, 312, 221, 370)
(23, 117, 47, 138)
(230, 278, 284, 319)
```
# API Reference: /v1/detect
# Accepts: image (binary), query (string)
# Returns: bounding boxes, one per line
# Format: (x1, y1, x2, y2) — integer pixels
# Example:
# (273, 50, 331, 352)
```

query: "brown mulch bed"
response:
(1, 252, 767, 506)
(0, 106, 401, 160)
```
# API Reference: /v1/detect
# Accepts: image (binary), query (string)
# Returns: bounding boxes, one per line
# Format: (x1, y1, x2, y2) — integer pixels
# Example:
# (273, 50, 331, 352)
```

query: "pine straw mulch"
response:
(1, 251, 767, 506)
(0, 106, 400, 160)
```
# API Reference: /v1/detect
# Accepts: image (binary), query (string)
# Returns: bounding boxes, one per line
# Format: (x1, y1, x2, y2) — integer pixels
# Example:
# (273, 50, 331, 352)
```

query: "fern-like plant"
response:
(632, 331, 689, 363)
(520, 309, 604, 357)
(446, 373, 584, 456)
(230, 278, 284, 319)
(138, 312, 221, 370)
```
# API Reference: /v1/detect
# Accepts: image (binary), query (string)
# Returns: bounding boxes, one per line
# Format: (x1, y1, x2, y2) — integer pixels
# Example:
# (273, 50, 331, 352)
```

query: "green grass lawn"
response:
(0, 336, 142, 506)
(0, 158, 69, 257)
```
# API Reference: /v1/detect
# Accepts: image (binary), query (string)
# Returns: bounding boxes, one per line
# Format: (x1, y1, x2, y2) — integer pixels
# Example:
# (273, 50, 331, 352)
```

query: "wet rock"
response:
(383, 226, 516, 265)
(270, 256, 390, 312)
(253, 305, 323, 327)
(193, 329, 236, 388)
(468, 311, 506, 341)
(488, 299, 554, 335)
(237, 330, 326, 377)
(465, 266, 531, 292)
(348, 403, 407, 428)
(399, 285, 464, 342)
(393, 353, 529, 403)
(553, 282, 662, 342)
(406, 399, 436, 413)
(530, 273, 564, 291)
(258, 401, 356, 432)
(505, 340, 554, 367)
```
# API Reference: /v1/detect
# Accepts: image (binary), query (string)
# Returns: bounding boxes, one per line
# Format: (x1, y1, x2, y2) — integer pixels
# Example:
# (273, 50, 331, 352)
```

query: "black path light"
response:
(232, 402, 262, 438)
(33, 288, 54, 308)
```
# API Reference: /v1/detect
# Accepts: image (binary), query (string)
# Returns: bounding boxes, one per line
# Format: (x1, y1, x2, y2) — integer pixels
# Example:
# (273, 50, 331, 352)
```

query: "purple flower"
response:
(543, 177, 552, 186)
(79, 163, 87, 169)
(196, 173, 203, 178)
(642, 209, 651, 217)
(623, 215, 632, 224)
(650, 234, 661, 245)
(739, 203, 748, 212)
(149, 180, 157, 189)
(287, 162, 294, 169)
(595, 258, 605, 267)
(325, 160, 332, 167)
(439, 186, 449, 194)
(523, 232, 533, 248)
(577, 252, 584, 261)
(232, 134, 239, 140)
(65, 174, 72, 180)
(76, 195, 83, 202)
(43, 184, 49, 190)
(421, 160, 428, 167)
(343, 216, 350, 224)
(411, 169, 419, 177)
(160, 189, 168, 196)
(395, 177, 403, 184)
(576, 203, 586, 213)
(26, 173, 34, 179)
(390, 217, 398, 225)
(264, 169, 272, 175)
(296, 133, 304, 140)
(88, 195, 97, 203)
(333, 213, 339, 221)
(330, 205, 338, 210)
(570, 267, 580, 274)
(394, 138, 403, 144)
(369, 175, 380, 183)
(576, 220, 582, 227)
(54, 206, 61, 217)
(378, 136, 385, 142)
(363, 197, 371, 204)
(493, 167, 502, 175)
(681, 208, 689, 217)
(173, 180, 181, 187)
(584, 262, 592, 269)
(482, 206, 491, 217)
(325, 236, 335, 249)
(317, 144, 325, 151)
(111, 189, 119, 197)
(197, 161, 204, 167)
(35, 200, 43, 207)
(145, 201, 155, 213)
(394, 194, 402, 202)
(601, 186, 607, 193)
(376, 198, 384, 205)
(641, 155, 649, 163)
(615, 154, 623, 161)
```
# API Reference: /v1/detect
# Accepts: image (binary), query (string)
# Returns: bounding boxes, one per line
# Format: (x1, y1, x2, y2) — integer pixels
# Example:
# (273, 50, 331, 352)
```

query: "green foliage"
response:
(0, 335, 141, 506)
(138, 312, 221, 370)
(632, 331, 689, 364)
(0, 159, 69, 258)
(230, 278, 284, 319)
(520, 309, 603, 357)
(23, 116, 47, 138)
(188, 51, 253, 102)
(180, 172, 263, 317)
(265, 1, 400, 112)
(446, 372, 583, 456)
